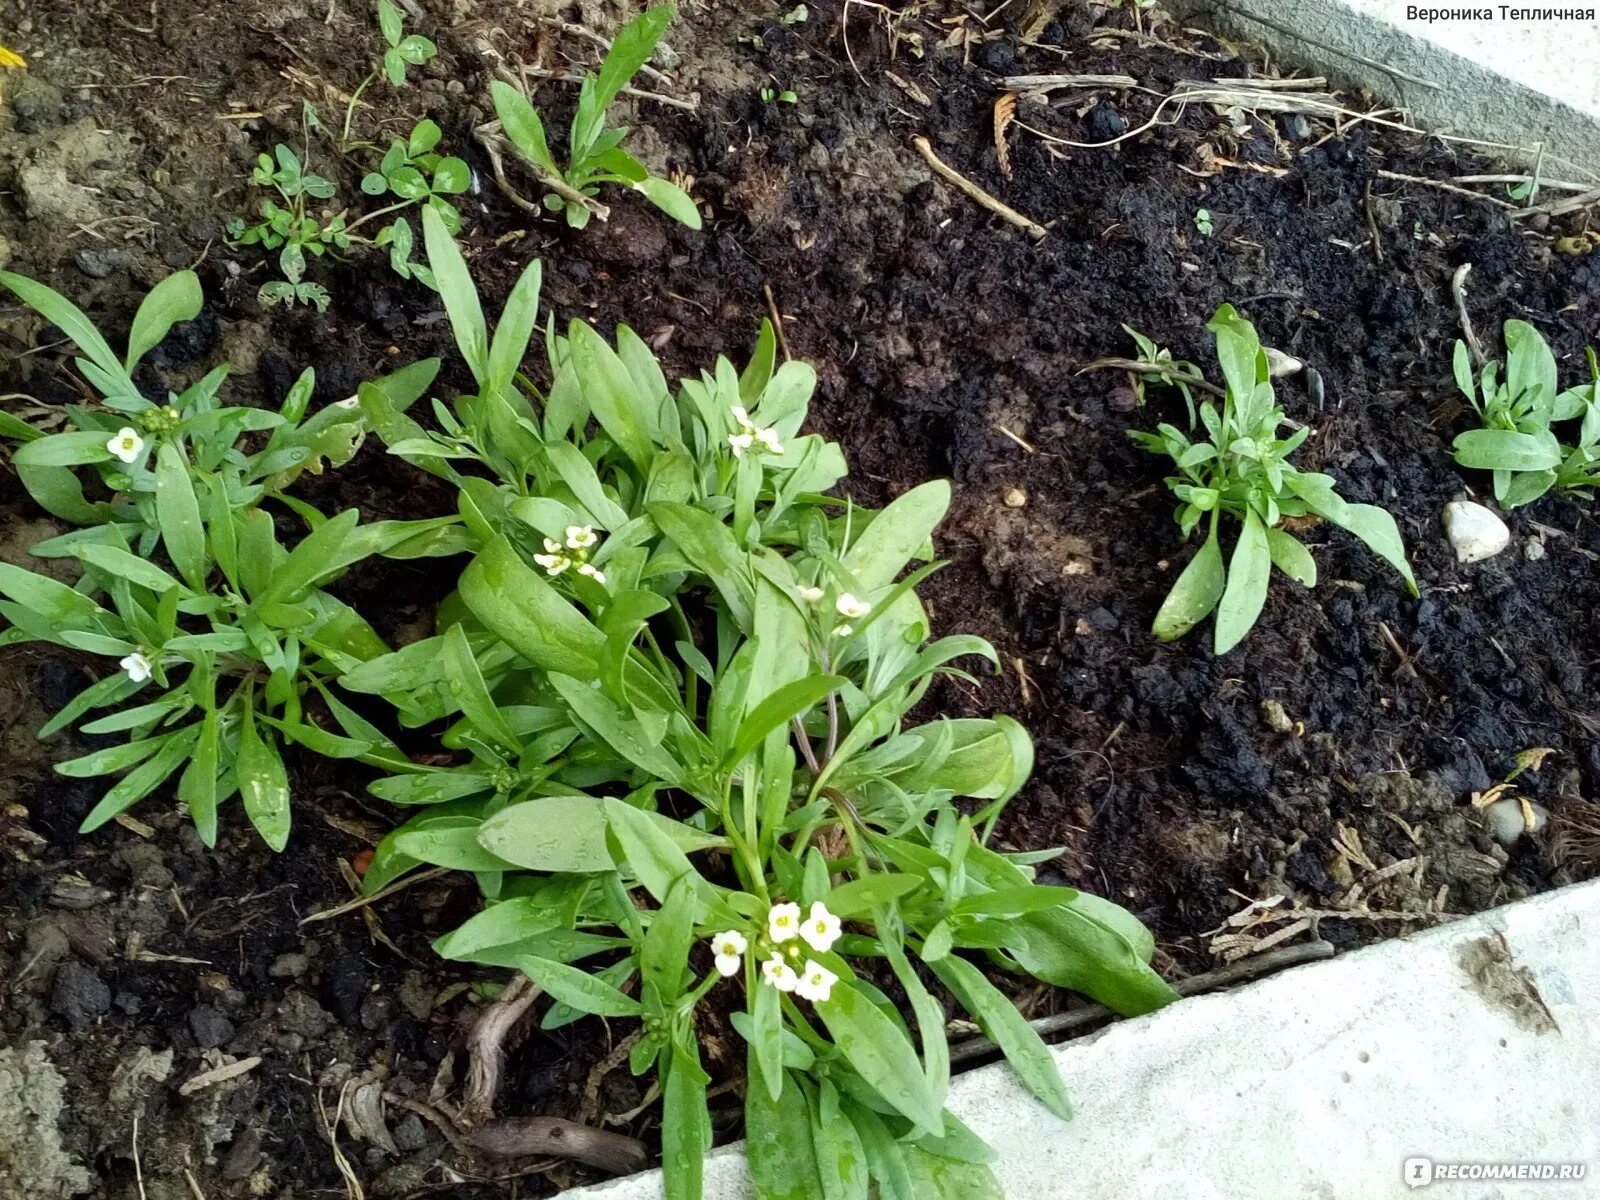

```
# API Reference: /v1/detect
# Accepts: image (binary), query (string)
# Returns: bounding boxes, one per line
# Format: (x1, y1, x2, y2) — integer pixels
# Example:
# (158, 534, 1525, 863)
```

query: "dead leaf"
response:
(994, 92, 1018, 179)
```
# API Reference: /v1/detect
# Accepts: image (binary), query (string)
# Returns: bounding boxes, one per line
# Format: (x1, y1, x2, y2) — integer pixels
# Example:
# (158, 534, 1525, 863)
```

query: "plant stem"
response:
(343, 197, 414, 234)
(340, 70, 378, 151)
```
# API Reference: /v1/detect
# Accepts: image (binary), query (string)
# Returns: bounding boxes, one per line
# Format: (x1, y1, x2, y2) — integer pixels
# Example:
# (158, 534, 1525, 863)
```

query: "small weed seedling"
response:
(340, 0, 439, 148)
(227, 144, 344, 311)
(759, 85, 799, 105)
(1193, 207, 1214, 236)
(1450, 321, 1600, 508)
(1130, 304, 1417, 653)
(489, 4, 701, 230)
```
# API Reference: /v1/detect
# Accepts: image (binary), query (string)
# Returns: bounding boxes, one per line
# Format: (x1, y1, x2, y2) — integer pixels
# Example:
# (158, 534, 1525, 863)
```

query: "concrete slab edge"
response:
(1176, 1, 1600, 173)
(563, 879, 1600, 1200)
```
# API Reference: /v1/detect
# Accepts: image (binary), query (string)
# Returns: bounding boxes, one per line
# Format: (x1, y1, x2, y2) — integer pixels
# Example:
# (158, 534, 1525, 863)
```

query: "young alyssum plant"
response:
(489, 4, 701, 230)
(346, 206, 847, 607)
(1449, 320, 1600, 508)
(335, 216, 1174, 1200)
(0, 268, 458, 847)
(1130, 304, 1418, 654)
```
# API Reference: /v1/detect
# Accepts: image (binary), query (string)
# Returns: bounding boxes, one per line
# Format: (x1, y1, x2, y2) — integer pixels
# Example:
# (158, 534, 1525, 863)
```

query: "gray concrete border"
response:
(1178, 1, 1600, 173)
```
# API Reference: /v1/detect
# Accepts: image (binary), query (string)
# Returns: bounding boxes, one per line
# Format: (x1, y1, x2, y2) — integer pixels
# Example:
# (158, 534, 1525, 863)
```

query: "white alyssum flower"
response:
(798, 585, 824, 604)
(533, 550, 570, 575)
(795, 959, 839, 1003)
(711, 930, 748, 978)
(728, 404, 782, 457)
(830, 624, 853, 639)
(799, 901, 842, 953)
(761, 953, 799, 993)
(835, 593, 872, 620)
(119, 652, 153, 684)
(767, 901, 801, 943)
(576, 562, 607, 585)
(565, 525, 598, 550)
(106, 427, 145, 464)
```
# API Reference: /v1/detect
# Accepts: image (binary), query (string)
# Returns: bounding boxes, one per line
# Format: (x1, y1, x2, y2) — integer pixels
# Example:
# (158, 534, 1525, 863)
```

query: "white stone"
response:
(1485, 796, 1550, 845)
(562, 881, 1600, 1200)
(1264, 347, 1303, 378)
(1443, 500, 1510, 563)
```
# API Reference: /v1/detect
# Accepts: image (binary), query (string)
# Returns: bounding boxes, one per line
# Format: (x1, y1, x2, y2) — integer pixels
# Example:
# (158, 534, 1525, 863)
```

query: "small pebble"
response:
(1003, 487, 1027, 508)
(1260, 699, 1295, 734)
(1264, 347, 1303, 377)
(1442, 500, 1510, 563)
(1483, 796, 1548, 846)
(1524, 539, 1546, 562)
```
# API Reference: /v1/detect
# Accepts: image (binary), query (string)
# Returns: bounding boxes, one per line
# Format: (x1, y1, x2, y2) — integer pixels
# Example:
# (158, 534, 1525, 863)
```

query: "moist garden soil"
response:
(3, 0, 1599, 1196)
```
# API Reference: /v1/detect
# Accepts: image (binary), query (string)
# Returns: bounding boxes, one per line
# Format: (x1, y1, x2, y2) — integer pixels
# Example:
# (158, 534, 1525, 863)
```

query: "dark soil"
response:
(3, 0, 1599, 1195)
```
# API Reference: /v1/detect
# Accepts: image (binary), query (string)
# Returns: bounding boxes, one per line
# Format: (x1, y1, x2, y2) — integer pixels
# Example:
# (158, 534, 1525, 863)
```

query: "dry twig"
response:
(911, 135, 1045, 239)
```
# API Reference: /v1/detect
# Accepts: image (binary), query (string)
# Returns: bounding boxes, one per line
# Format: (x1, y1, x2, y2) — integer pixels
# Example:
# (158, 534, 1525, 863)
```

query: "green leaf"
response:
(263, 507, 360, 603)
(0, 561, 108, 625)
(1213, 508, 1271, 655)
(843, 480, 949, 591)
(825, 875, 925, 918)
(1452, 428, 1564, 472)
(663, 1043, 712, 1200)
(1325, 502, 1418, 597)
(459, 535, 604, 678)
(179, 712, 221, 847)
(12, 430, 118, 467)
(635, 176, 701, 230)
(478, 793, 723, 872)
(490, 80, 560, 175)
(237, 707, 292, 851)
(1264, 525, 1316, 587)
(422, 204, 488, 382)
(487, 258, 543, 396)
(648, 501, 753, 627)
(0, 270, 130, 392)
(929, 956, 1071, 1120)
(57, 735, 170, 779)
(155, 443, 207, 589)
(74, 544, 183, 593)
(815, 983, 946, 1138)
(723, 674, 845, 770)
(368, 771, 496, 806)
(746, 1053, 823, 1200)
(568, 319, 657, 470)
(376, 0, 403, 45)
(592, 5, 674, 121)
(643, 876, 698, 1001)
(78, 725, 201, 832)
(516, 954, 641, 1017)
(441, 623, 521, 752)
(126, 271, 203, 372)
(1152, 524, 1224, 642)
(602, 796, 707, 907)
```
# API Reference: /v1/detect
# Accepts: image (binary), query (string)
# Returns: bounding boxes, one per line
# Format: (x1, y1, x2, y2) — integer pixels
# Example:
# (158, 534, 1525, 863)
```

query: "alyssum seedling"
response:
(1449, 319, 1600, 508)
(1129, 304, 1418, 654)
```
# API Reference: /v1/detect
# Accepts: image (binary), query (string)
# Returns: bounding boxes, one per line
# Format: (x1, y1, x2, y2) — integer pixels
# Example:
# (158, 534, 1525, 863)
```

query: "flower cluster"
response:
(799, 586, 873, 639)
(707, 899, 842, 1002)
(728, 405, 782, 459)
(533, 525, 606, 584)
